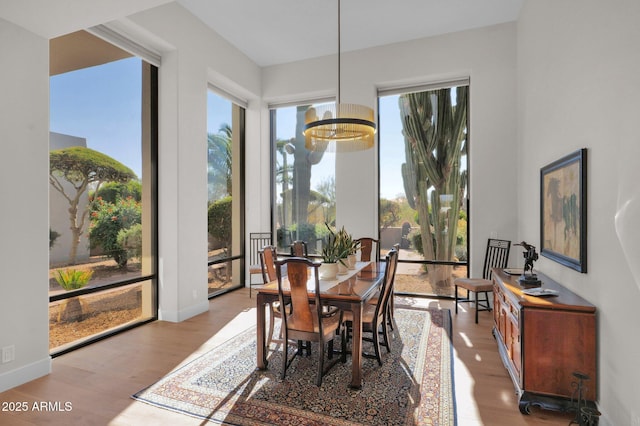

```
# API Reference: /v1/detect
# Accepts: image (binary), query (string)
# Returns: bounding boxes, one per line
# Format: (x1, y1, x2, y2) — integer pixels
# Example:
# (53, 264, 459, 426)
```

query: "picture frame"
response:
(540, 148, 587, 273)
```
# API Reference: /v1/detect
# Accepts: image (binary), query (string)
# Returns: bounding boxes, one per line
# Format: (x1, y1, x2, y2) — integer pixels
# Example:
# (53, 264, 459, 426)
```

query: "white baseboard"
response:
(159, 300, 209, 323)
(0, 356, 51, 393)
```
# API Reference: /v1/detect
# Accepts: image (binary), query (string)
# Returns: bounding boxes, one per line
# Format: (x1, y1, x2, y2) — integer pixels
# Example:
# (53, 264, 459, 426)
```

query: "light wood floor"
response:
(0, 288, 575, 425)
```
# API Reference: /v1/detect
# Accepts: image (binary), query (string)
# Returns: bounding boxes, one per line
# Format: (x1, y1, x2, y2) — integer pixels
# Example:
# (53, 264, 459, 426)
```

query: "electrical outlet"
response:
(2, 345, 15, 363)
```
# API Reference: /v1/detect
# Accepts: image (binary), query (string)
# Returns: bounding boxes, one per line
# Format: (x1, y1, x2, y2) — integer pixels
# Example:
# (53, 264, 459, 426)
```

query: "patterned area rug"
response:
(132, 307, 455, 425)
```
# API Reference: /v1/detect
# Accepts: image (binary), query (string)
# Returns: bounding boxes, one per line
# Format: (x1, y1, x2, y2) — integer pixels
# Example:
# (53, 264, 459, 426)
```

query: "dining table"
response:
(255, 260, 386, 389)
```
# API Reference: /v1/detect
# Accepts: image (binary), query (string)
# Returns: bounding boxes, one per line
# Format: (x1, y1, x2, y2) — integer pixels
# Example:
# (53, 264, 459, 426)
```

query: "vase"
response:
(347, 254, 357, 269)
(337, 260, 348, 275)
(320, 262, 338, 280)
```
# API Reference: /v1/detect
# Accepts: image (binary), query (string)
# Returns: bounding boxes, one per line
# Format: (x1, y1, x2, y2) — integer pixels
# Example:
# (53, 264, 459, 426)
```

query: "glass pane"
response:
(49, 281, 153, 352)
(207, 91, 244, 297)
(379, 87, 469, 297)
(50, 57, 146, 285)
(272, 104, 336, 255)
(208, 258, 243, 296)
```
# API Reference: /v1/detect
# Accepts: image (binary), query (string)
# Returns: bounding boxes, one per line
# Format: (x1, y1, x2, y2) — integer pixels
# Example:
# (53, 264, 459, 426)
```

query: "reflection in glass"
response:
(272, 104, 336, 255)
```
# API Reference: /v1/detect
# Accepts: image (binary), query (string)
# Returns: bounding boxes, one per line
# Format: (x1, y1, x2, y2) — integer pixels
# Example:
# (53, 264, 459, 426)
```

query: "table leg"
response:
(256, 293, 268, 370)
(350, 302, 363, 389)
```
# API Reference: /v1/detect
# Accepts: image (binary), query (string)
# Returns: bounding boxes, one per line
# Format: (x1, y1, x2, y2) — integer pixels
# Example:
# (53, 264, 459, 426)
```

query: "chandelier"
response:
(303, 0, 376, 152)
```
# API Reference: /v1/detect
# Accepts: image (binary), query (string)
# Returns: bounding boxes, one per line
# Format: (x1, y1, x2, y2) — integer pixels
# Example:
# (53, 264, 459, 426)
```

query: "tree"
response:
(50, 146, 137, 265)
(207, 123, 232, 201)
(379, 198, 401, 229)
(400, 87, 468, 287)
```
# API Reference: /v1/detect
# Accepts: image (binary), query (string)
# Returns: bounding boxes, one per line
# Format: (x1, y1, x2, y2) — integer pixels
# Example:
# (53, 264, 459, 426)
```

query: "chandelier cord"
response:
(337, 0, 341, 105)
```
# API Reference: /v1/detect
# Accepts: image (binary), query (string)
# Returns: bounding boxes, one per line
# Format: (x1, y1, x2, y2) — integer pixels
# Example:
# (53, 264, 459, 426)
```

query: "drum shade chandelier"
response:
(303, 0, 376, 152)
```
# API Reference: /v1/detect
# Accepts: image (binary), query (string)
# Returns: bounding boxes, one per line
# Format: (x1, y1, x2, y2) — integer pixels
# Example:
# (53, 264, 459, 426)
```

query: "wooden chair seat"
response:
(454, 278, 493, 293)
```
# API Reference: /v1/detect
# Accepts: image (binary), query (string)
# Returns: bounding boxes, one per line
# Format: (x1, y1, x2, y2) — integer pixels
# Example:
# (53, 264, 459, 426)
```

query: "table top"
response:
(255, 261, 385, 302)
(493, 267, 596, 312)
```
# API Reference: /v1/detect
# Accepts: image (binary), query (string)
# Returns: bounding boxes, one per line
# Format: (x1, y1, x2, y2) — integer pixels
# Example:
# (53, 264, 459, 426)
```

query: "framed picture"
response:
(540, 148, 587, 272)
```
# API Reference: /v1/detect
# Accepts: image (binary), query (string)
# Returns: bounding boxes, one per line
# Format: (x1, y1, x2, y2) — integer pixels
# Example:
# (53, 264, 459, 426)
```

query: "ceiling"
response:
(176, 0, 525, 67)
(1, 0, 524, 68)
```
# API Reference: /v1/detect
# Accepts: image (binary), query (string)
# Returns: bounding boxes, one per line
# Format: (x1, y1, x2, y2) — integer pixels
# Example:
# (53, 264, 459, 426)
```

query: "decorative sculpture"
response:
(516, 241, 542, 287)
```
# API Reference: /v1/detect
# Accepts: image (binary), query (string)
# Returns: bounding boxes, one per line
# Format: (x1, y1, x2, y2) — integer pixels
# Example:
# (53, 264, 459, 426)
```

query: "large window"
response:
(271, 103, 336, 255)
(207, 89, 245, 297)
(49, 31, 157, 355)
(378, 83, 469, 298)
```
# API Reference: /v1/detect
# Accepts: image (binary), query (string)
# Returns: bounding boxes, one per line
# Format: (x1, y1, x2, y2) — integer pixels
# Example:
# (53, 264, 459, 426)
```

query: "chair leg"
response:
(387, 294, 395, 330)
(372, 323, 383, 366)
(475, 291, 479, 324)
(281, 331, 288, 380)
(267, 303, 276, 348)
(455, 285, 459, 314)
(317, 342, 325, 387)
(340, 326, 347, 363)
(382, 320, 391, 353)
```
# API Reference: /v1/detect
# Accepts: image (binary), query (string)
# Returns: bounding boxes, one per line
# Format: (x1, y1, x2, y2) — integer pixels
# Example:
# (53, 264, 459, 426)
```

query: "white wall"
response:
(263, 23, 520, 276)
(0, 1, 262, 389)
(517, 1, 640, 424)
(128, 2, 262, 321)
(0, 18, 51, 392)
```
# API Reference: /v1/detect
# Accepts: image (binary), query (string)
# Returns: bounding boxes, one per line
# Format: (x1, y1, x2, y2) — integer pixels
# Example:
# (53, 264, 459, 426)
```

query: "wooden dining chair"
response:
(368, 243, 400, 331)
(259, 245, 281, 348)
(290, 240, 308, 257)
(344, 248, 398, 366)
(276, 257, 346, 386)
(356, 237, 380, 262)
(454, 238, 511, 323)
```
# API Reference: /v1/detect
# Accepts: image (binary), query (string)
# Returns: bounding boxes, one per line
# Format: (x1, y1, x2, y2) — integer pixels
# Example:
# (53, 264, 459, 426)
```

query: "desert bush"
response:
(117, 223, 143, 261)
(54, 268, 94, 291)
(92, 180, 142, 203)
(208, 196, 232, 246)
(90, 197, 141, 267)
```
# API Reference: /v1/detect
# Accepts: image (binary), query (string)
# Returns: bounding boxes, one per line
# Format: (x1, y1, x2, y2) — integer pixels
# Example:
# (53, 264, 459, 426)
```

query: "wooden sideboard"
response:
(492, 268, 597, 414)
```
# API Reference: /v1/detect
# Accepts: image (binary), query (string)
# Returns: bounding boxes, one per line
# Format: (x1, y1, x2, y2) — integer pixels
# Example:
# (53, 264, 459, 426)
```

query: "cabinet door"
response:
(508, 307, 521, 376)
(493, 284, 507, 342)
(522, 308, 596, 400)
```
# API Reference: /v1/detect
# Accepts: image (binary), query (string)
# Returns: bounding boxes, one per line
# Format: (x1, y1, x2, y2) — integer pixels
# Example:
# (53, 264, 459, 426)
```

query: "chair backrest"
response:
(356, 237, 380, 262)
(250, 232, 272, 266)
(259, 245, 278, 284)
(276, 257, 322, 334)
(290, 240, 308, 257)
(482, 239, 511, 280)
(376, 248, 399, 321)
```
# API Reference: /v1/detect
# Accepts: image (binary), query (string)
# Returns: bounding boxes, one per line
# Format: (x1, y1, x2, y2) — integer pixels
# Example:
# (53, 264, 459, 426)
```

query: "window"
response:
(207, 89, 245, 297)
(270, 103, 336, 255)
(49, 31, 157, 355)
(378, 83, 469, 298)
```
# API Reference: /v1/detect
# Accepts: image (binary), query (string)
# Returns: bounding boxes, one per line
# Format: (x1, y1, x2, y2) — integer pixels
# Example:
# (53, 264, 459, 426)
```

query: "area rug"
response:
(132, 307, 455, 425)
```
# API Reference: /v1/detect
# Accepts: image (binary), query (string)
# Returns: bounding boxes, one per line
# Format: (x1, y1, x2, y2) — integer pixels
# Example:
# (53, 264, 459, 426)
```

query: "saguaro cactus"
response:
(400, 87, 468, 288)
(290, 105, 328, 228)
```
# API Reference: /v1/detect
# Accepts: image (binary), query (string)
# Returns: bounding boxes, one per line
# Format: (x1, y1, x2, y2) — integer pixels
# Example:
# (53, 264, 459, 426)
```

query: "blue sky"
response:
(50, 57, 407, 200)
(50, 57, 143, 178)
